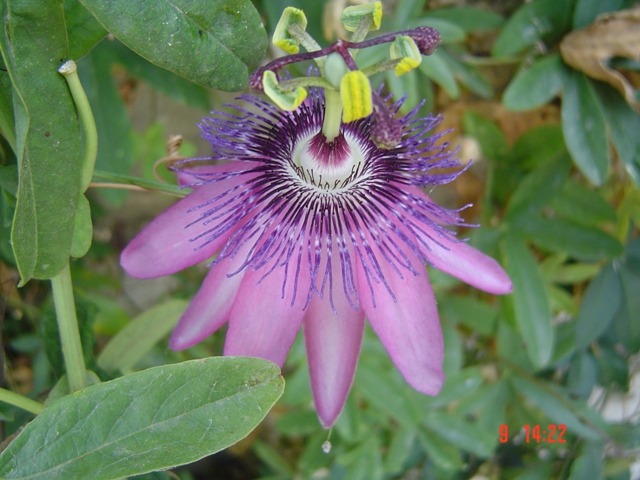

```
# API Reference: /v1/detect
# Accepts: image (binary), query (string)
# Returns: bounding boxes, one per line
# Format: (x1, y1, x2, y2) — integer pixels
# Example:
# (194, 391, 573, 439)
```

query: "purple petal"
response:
(224, 262, 311, 366)
(409, 187, 512, 295)
(356, 234, 444, 395)
(120, 163, 251, 279)
(169, 253, 247, 350)
(304, 256, 365, 428)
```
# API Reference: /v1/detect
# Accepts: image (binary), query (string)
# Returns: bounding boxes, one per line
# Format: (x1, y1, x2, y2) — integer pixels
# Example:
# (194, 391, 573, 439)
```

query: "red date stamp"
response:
(499, 424, 567, 443)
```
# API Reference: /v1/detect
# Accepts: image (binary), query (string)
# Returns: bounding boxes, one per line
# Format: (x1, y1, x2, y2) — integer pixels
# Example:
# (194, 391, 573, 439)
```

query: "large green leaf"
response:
(109, 40, 211, 111)
(1, 0, 83, 282)
(78, 0, 267, 91)
(562, 71, 610, 185)
(64, 0, 106, 60)
(0, 357, 284, 479)
(502, 234, 553, 368)
(503, 54, 569, 111)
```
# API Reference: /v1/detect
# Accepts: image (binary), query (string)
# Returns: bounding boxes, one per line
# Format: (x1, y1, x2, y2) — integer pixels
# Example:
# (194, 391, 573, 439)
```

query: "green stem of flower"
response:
(58, 60, 98, 193)
(0, 388, 45, 415)
(287, 23, 326, 71)
(279, 76, 336, 93)
(350, 15, 373, 44)
(91, 170, 190, 197)
(322, 89, 343, 141)
(50, 263, 86, 393)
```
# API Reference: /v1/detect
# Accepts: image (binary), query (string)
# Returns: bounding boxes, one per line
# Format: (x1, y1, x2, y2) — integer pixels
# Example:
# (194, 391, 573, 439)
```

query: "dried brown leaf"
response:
(560, 6, 640, 109)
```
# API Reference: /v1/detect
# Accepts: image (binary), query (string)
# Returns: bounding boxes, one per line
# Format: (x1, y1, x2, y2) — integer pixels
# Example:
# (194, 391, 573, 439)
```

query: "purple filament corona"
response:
(176, 89, 467, 314)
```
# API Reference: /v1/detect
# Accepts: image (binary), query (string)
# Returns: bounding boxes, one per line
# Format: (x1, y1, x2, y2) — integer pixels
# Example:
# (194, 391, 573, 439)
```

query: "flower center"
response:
(292, 131, 365, 189)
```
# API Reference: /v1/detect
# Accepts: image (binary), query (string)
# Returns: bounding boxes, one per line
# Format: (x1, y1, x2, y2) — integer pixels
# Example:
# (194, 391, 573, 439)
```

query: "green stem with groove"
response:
(51, 263, 86, 393)
(0, 388, 45, 415)
(59, 60, 98, 193)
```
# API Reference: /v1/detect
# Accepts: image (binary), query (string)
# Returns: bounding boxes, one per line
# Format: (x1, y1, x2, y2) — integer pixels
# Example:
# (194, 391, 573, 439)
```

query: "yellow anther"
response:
(341, 2, 383, 32)
(273, 7, 308, 54)
(395, 57, 420, 76)
(340, 71, 373, 123)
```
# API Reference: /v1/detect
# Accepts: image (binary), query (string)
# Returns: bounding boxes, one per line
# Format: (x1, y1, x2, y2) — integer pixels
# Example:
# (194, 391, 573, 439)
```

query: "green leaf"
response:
(596, 345, 628, 389)
(551, 180, 617, 227)
(77, 40, 134, 206)
(567, 441, 605, 480)
(502, 234, 553, 368)
(512, 215, 623, 261)
(511, 124, 566, 168)
(441, 48, 493, 99)
(463, 111, 508, 160)
(492, 0, 576, 57)
(440, 296, 498, 335)
(509, 376, 600, 440)
(97, 299, 188, 373)
(567, 351, 598, 397)
(253, 440, 295, 477)
(275, 409, 321, 437)
(0, 357, 284, 479)
(1, 0, 84, 282)
(418, 50, 459, 99)
(595, 83, 640, 187)
(503, 54, 569, 111)
(78, 0, 267, 91)
(425, 7, 504, 32)
(69, 194, 93, 258)
(572, 0, 632, 29)
(618, 257, 640, 351)
(384, 69, 420, 114)
(109, 40, 211, 111)
(63, 0, 106, 60)
(0, 71, 15, 149)
(384, 427, 415, 474)
(424, 411, 495, 457)
(416, 430, 463, 472)
(506, 151, 571, 218)
(562, 71, 610, 185)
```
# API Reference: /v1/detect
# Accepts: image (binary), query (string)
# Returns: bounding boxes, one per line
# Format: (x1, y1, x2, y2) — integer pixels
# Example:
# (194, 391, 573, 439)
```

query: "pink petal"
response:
(121, 163, 255, 279)
(304, 255, 365, 428)
(224, 252, 312, 366)
(169, 253, 247, 350)
(176, 164, 232, 187)
(408, 187, 512, 295)
(356, 230, 444, 395)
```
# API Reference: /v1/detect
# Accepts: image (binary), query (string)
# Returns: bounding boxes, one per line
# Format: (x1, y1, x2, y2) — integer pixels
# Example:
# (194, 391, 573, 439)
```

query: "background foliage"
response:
(1, 0, 639, 479)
